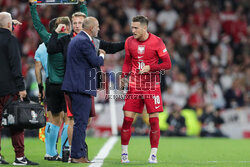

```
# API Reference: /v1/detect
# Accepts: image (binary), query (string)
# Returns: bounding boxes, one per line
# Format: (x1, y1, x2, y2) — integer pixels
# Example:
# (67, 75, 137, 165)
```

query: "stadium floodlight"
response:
(30, 0, 78, 5)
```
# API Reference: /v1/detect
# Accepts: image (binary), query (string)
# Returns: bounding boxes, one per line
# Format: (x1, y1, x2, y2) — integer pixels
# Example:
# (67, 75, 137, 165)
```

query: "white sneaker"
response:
(121, 153, 130, 163)
(68, 156, 71, 163)
(148, 154, 157, 163)
(13, 156, 39, 165)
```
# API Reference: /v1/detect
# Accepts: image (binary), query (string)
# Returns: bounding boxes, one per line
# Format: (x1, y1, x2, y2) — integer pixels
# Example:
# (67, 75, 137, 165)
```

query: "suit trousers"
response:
(0, 94, 24, 158)
(70, 92, 91, 159)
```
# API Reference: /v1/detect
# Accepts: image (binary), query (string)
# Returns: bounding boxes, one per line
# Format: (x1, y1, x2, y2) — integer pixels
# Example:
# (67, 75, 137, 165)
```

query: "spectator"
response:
(204, 74, 225, 109)
(205, 7, 221, 54)
(243, 66, 250, 106)
(165, 104, 186, 137)
(124, 0, 138, 23)
(171, 72, 189, 108)
(188, 84, 205, 110)
(139, 0, 157, 34)
(157, 3, 179, 34)
(224, 79, 245, 108)
(199, 104, 226, 137)
(219, 1, 237, 36)
(220, 66, 234, 92)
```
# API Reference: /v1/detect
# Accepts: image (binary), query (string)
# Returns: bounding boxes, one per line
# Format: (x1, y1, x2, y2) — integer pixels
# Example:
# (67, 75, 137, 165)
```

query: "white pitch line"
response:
(88, 136, 118, 167)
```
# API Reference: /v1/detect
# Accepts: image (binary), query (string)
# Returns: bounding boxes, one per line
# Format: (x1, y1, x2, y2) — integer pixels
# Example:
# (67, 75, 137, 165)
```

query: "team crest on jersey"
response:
(137, 45, 145, 54)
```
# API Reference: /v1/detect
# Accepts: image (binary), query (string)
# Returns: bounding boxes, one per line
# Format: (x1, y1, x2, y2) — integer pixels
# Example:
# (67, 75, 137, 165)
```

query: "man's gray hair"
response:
(82, 17, 97, 30)
(0, 12, 12, 28)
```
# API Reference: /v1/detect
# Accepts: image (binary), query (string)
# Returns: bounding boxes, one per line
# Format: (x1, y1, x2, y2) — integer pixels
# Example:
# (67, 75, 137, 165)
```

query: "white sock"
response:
(17, 157, 24, 161)
(69, 145, 71, 156)
(150, 148, 158, 155)
(122, 145, 128, 154)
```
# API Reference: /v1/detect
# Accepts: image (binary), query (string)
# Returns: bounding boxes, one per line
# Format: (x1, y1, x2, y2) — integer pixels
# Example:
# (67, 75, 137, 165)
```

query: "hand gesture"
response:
(19, 90, 27, 101)
(99, 49, 106, 55)
(12, 20, 22, 26)
(139, 65, 150, 74)
(99, 49, 106, 59)
(55, 24, 66, 33)
(38, 90, 45, 103)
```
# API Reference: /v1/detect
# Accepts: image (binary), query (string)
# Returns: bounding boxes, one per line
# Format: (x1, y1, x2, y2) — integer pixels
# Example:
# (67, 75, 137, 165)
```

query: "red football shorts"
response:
(64, 93, 96, 117)
(123, 87, 163, 114)
(64, 92, 73, 117)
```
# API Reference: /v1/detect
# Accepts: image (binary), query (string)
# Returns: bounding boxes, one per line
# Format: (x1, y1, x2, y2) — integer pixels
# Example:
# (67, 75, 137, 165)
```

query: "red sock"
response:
(149, 117, 160, 148)
(121, 117, 133, 145)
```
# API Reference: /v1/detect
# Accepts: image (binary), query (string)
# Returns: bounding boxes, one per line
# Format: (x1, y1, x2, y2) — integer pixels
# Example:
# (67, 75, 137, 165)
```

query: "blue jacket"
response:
(62, 31, 104, 96)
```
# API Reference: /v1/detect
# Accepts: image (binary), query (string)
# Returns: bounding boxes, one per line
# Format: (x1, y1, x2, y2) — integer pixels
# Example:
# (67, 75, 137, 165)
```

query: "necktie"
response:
(91, 40, 95, 47)
(73, 32, 77, 37)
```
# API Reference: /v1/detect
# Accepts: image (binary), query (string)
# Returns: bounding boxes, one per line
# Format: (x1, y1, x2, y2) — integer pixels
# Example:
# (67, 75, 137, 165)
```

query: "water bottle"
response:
(62, 146, 70, 163)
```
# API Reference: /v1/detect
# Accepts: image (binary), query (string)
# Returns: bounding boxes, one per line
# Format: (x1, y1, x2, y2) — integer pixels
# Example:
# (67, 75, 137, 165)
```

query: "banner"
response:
(220, 107, 250, 138)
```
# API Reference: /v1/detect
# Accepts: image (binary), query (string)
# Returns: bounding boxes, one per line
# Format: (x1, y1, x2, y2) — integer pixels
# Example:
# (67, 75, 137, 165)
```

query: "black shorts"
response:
(46, 80, 66, 114)
(44, 78, 49, 104)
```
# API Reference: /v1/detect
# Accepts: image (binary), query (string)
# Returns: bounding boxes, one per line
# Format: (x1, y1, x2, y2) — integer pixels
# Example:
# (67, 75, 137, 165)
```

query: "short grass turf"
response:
(1, 137, 107, 167)
(105, 137, 250, 167)
(1, 137, 250, 167)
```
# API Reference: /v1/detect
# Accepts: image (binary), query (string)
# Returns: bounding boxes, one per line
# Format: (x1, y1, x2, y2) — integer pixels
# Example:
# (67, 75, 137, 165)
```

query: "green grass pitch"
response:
(1, 137, 250, 167)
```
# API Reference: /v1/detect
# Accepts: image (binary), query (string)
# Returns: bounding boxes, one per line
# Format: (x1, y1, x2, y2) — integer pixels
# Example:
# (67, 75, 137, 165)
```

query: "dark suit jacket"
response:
(62, 31, 104, 96)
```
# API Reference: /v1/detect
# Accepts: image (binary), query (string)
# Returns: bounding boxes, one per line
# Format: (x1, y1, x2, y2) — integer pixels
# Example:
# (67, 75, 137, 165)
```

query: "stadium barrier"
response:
(220, 107, 250, 138)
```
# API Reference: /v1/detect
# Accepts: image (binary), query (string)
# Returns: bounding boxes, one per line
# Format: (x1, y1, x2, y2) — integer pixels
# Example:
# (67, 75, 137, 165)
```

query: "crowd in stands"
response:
(1, 0, 249, 135)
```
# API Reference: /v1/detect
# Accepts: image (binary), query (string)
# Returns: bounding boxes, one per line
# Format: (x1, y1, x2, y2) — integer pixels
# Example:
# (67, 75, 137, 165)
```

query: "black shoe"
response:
(47, 154, 61, 161)
(13, 156, 39, 165)
(57, 156, 62, 161)
(0, 156, 9, 164)
(44, 154, 49, 160)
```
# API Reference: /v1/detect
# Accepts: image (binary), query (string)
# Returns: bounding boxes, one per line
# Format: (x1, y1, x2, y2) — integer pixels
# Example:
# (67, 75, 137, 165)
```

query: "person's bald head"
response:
(82, 17, 99, 37)
(0, 12, 12, 32)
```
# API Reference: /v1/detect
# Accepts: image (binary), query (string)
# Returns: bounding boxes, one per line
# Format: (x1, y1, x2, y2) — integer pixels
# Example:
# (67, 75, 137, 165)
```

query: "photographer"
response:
(165, 104, 186, 137)
(0, 12, 38, 165)
(199, 104, 226, 137)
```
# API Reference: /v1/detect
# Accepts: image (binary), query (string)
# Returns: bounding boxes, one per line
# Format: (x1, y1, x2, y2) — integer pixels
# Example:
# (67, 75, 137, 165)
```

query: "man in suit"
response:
(62, 17, 105, 163)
